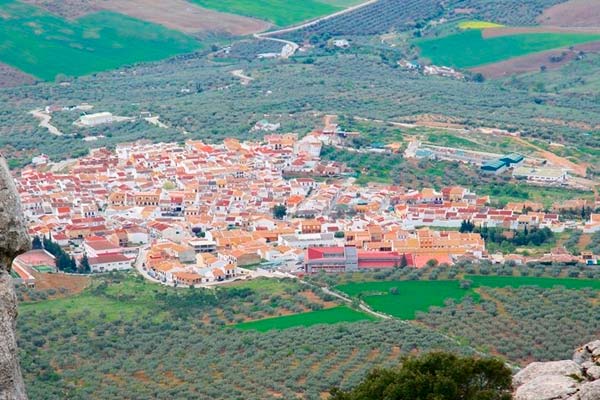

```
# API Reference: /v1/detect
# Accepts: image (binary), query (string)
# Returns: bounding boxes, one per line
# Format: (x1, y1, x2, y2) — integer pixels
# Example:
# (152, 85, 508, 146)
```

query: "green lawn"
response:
(31, 266, 55, 273)
(190, 0, 341, 26)
(336, 280, 477, 320)
(416, 30, 600, 68)
(0, 0, 201, 80)
(234, 306, 376, 331)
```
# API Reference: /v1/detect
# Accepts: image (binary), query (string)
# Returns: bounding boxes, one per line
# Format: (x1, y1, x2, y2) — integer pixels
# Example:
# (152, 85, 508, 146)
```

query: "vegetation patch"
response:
(336, 280, 478, 320)
(337, 275, 600, 320)
(235, 306, 376, 331)
(466, 275, 600, 290)
(458, 20, 505, 30)
(189, 0, 341, 26)
(415, 29, 600, 68)
(0, 0, 201, 80)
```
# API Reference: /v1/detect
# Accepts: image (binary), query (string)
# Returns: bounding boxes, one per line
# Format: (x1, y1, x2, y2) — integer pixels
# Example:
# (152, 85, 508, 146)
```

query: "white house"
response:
(88, 253, 132, 273)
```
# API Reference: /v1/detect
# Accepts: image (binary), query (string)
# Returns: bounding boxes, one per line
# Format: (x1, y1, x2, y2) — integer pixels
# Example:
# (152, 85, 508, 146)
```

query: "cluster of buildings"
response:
(12, 129, 600, 285)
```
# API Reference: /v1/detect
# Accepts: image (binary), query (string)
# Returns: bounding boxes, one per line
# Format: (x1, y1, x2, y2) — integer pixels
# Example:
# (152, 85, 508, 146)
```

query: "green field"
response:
(416, 30, 600, 68)
(32, 266, 55, 273)
(190, 0, 342, 26)
(466, 275, 600, 290)
(337, 276, 600, 320)
(336, 280, 477, 320)
(0, 0, 201, 80)
(234, 306, 376, 331)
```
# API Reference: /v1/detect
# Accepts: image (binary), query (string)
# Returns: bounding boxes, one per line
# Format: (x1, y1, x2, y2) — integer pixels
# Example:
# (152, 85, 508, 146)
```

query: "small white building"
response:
(88, 253, 132, 273)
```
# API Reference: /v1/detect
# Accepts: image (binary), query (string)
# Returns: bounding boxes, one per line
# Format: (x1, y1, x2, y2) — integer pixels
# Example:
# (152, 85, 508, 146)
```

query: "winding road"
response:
(253, 0, 379, 58)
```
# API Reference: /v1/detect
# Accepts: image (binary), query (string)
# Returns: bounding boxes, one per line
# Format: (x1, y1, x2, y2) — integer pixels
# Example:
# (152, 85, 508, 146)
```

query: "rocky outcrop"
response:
(0, 155, 30, 400)
(514, 340, 600, 400)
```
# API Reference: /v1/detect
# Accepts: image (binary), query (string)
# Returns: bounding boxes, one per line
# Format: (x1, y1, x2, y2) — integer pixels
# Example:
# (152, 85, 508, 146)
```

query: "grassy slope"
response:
(416, 30, 600, 68)
(0, 0, 200, 80)
(234, 306, 376, 331)
(189, 0, 341, 26)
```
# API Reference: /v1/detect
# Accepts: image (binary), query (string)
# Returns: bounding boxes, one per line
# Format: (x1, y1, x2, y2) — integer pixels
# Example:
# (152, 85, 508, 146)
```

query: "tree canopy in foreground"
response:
(330, 352, 512, 400)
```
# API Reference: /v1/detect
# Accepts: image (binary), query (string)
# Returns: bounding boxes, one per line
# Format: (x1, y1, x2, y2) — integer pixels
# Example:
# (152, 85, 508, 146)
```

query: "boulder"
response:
(574, 340, 600, 365)
(515, 375, 579, 400)
(513, 360, 582, 387)
(579, 380, 600, 400)
(584, 365, 600, 380)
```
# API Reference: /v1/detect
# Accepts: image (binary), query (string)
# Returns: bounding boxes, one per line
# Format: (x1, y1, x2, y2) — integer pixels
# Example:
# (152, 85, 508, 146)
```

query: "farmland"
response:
(416, 29, 600, 68)
(235, 306, 376, 331)
(336, 280, 477, 319)
(189, 0, 342, 26)
(336, 276, 600, 320)
(17, 273, 467, 399)
(0, 0, 201, 80)
(458, 20, 505, 30)
(466, 275, 600, 290)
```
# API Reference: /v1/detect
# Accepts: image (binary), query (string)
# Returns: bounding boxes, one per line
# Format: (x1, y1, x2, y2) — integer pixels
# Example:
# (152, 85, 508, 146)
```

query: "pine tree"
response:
(32, 236, 42, 249)
(80, 255, 91, 274)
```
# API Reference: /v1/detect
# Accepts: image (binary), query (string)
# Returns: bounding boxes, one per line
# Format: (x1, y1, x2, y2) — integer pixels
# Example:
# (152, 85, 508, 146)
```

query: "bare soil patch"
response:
(21, 0, 99, 18)
(31, 271, 90, 297)
(538, 0, 600, 27)
(22, 0, 270, 35)
(0, 63, 36, 88)
(99, 0, 270, 36)
(471, 41, 600, 78)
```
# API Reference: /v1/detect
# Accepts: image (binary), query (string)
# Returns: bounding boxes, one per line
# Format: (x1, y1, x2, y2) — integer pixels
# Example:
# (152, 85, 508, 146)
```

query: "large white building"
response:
(513, 166, 568, 183)
(78, 112, 116, 127)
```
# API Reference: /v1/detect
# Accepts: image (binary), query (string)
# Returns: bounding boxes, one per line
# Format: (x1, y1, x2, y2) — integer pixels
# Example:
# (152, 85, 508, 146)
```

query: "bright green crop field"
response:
(0, 0, 201, 81)
(234, 306, 376, 331)
(466, 275, 600, 290)
(336, 280, 477, 320)
(416, 29, 600, 68)
(337, 276, 600, 320)
(190, 0, 342, 26)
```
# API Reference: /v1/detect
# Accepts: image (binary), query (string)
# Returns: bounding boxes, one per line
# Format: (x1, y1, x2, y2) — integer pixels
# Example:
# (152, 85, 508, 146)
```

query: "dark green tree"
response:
(32, 236, 42, 250)
(272, 204, 287, 220)
(79, 255, 91, 274)
(330, 352, 512, 400)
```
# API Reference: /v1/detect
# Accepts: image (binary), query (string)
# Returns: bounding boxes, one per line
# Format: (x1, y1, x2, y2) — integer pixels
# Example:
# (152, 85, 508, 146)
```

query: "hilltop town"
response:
(12, 124, 600, 288)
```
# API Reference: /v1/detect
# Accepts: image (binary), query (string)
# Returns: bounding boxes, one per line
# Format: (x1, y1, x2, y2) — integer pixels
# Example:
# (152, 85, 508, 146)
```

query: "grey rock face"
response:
(0, 156, 30, 268)
(0, 273, 27, 400)
(514, 360, 582, 387)
(514, 340, 600, 400)
(578, 380, 600, 400)
(0, 155, 30, 400)
(515, 375, 578, 400)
